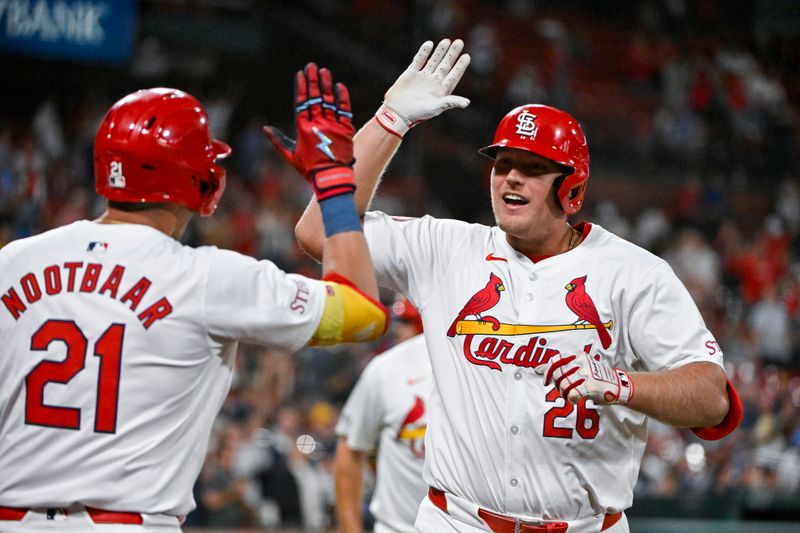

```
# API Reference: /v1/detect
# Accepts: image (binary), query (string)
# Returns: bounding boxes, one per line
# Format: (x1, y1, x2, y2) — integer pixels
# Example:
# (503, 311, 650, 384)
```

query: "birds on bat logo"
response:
(446, 272, 613, 354)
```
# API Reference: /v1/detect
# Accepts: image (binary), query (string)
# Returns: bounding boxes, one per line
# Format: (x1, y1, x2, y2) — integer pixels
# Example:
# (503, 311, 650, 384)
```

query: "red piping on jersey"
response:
(322, 273, 390, 335)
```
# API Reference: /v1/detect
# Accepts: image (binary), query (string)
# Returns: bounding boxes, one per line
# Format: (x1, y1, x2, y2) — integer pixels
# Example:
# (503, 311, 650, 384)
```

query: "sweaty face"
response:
(489, 148, 567, 253)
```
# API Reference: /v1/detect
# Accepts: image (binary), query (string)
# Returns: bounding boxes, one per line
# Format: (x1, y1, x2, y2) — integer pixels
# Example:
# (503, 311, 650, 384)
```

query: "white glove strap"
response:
(375, 104, 410, 138)
(586, 355, 634, 405)
(613, 368, 634, 405)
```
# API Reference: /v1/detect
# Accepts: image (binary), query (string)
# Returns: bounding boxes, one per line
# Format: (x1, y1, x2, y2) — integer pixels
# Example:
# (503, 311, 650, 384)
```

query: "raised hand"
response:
(375, 38, 471, 137)
(264, 63, 356, 201)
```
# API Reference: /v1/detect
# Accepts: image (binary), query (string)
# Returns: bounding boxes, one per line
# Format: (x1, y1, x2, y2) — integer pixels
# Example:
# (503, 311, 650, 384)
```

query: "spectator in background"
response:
(748, 283, 792, 368)
(259, 405, 305, 528)
(199, 425, 256, 528)
(466, 23, 498, 95)
(504, 63, 546, 111)
(776, 178, 800, 238)
(664, 227, 720, 305)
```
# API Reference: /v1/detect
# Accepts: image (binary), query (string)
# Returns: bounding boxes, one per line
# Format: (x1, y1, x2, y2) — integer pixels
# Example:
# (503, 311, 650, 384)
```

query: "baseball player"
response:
(334, 297, 430, 533)
(0, 64, 387, 532)
(291, 40, 744, 533)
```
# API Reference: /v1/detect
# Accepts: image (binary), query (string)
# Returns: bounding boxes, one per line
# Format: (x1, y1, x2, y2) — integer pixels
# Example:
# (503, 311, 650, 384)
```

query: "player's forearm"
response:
(296, 118, 402, 261)
(353, 118, 403, 210)
(334, 441, 367, 533)
(322, 232, 379, 299)
(627, 362, 729, 427)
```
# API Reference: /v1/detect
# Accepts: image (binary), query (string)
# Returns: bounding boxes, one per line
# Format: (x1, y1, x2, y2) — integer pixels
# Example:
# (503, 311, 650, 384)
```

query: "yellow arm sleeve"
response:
(310, 280, 389, 346)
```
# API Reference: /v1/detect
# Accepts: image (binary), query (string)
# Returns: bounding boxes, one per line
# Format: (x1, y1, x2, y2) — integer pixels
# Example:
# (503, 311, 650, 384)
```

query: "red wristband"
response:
(310, 166, 356, 201)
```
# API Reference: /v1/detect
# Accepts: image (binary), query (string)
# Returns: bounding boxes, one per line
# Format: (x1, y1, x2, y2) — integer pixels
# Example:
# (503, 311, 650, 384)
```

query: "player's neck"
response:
(506, 222, 578, 258)
(95, 206, 192, 239)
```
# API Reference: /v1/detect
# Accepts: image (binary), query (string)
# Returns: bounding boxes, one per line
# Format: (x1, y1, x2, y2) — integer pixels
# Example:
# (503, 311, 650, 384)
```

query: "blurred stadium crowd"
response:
(1, 0, 799, 530)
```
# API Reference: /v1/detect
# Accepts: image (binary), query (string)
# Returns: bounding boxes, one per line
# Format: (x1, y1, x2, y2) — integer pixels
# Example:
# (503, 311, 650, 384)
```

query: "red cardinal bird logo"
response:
(447, 273, 506, 337)
(397, 396, 427, 457)
(399, 396, 425, 432)
(565, 275, 612, 349)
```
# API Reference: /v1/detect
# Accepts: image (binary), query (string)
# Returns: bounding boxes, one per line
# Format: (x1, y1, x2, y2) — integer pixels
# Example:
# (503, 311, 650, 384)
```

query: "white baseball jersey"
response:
(364, 213, 724, 522)
(335, 334, 431, 533)
(0, 220, 326, 517)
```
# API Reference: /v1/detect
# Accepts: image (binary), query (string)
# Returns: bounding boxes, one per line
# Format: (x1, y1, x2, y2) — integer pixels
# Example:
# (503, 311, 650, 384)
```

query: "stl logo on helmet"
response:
(109, 160, 126, 188)
(514, 110, 538, 140)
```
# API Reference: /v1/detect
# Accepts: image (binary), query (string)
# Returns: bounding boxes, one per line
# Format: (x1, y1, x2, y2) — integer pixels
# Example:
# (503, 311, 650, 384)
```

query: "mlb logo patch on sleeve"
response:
(87, 241, 109, 252)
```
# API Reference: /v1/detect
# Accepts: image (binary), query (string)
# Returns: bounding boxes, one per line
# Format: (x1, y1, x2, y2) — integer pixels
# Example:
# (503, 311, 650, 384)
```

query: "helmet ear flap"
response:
(562, 182, 586, 215)
(552, 167, 578, 214)
(552, 168, 587, 215)
(196, 164, 227, 216)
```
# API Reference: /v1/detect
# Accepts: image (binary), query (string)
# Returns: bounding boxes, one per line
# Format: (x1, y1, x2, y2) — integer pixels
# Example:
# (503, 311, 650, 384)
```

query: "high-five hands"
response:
(375, 39, 471, 138)
(263, 63, 356, 201)
(536, 351, 634, 405)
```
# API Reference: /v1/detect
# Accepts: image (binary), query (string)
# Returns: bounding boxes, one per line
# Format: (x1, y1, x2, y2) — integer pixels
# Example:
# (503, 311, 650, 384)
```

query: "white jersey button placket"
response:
(506, 354, 527, 511)
(505, 262, 536, 512)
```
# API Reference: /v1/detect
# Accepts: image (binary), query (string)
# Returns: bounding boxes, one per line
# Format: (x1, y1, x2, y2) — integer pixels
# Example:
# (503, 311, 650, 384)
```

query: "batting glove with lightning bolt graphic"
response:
(536, 351, 634, 405)
(263, 63, 356, 201)
(375, 38, 471, 138)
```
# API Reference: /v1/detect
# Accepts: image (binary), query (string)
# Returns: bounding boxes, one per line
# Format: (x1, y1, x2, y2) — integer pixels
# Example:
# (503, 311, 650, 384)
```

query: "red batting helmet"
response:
(479, 104, 589, 215)
(94, 88, 231, 217)
(391, 296, 423, 334)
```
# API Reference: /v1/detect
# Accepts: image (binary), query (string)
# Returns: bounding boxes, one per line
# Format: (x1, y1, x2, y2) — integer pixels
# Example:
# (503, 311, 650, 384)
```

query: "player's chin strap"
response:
(310, 273, 389, 346)
(691, 377, 743, 440)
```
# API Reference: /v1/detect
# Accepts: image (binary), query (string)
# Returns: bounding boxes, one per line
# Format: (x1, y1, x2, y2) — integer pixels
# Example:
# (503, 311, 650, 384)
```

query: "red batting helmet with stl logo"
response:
(94, 88, 232, 216)
(479, 104, 590, 215)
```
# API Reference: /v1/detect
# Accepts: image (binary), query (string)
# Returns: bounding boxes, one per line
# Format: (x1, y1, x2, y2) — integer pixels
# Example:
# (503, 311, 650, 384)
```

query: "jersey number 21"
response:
(25, 319, 125, 434)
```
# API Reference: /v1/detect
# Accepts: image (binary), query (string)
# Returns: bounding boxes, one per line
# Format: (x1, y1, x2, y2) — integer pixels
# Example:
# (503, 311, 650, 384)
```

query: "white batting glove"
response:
(535, 352, 634, 405)
(375, 38, 471, 138)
